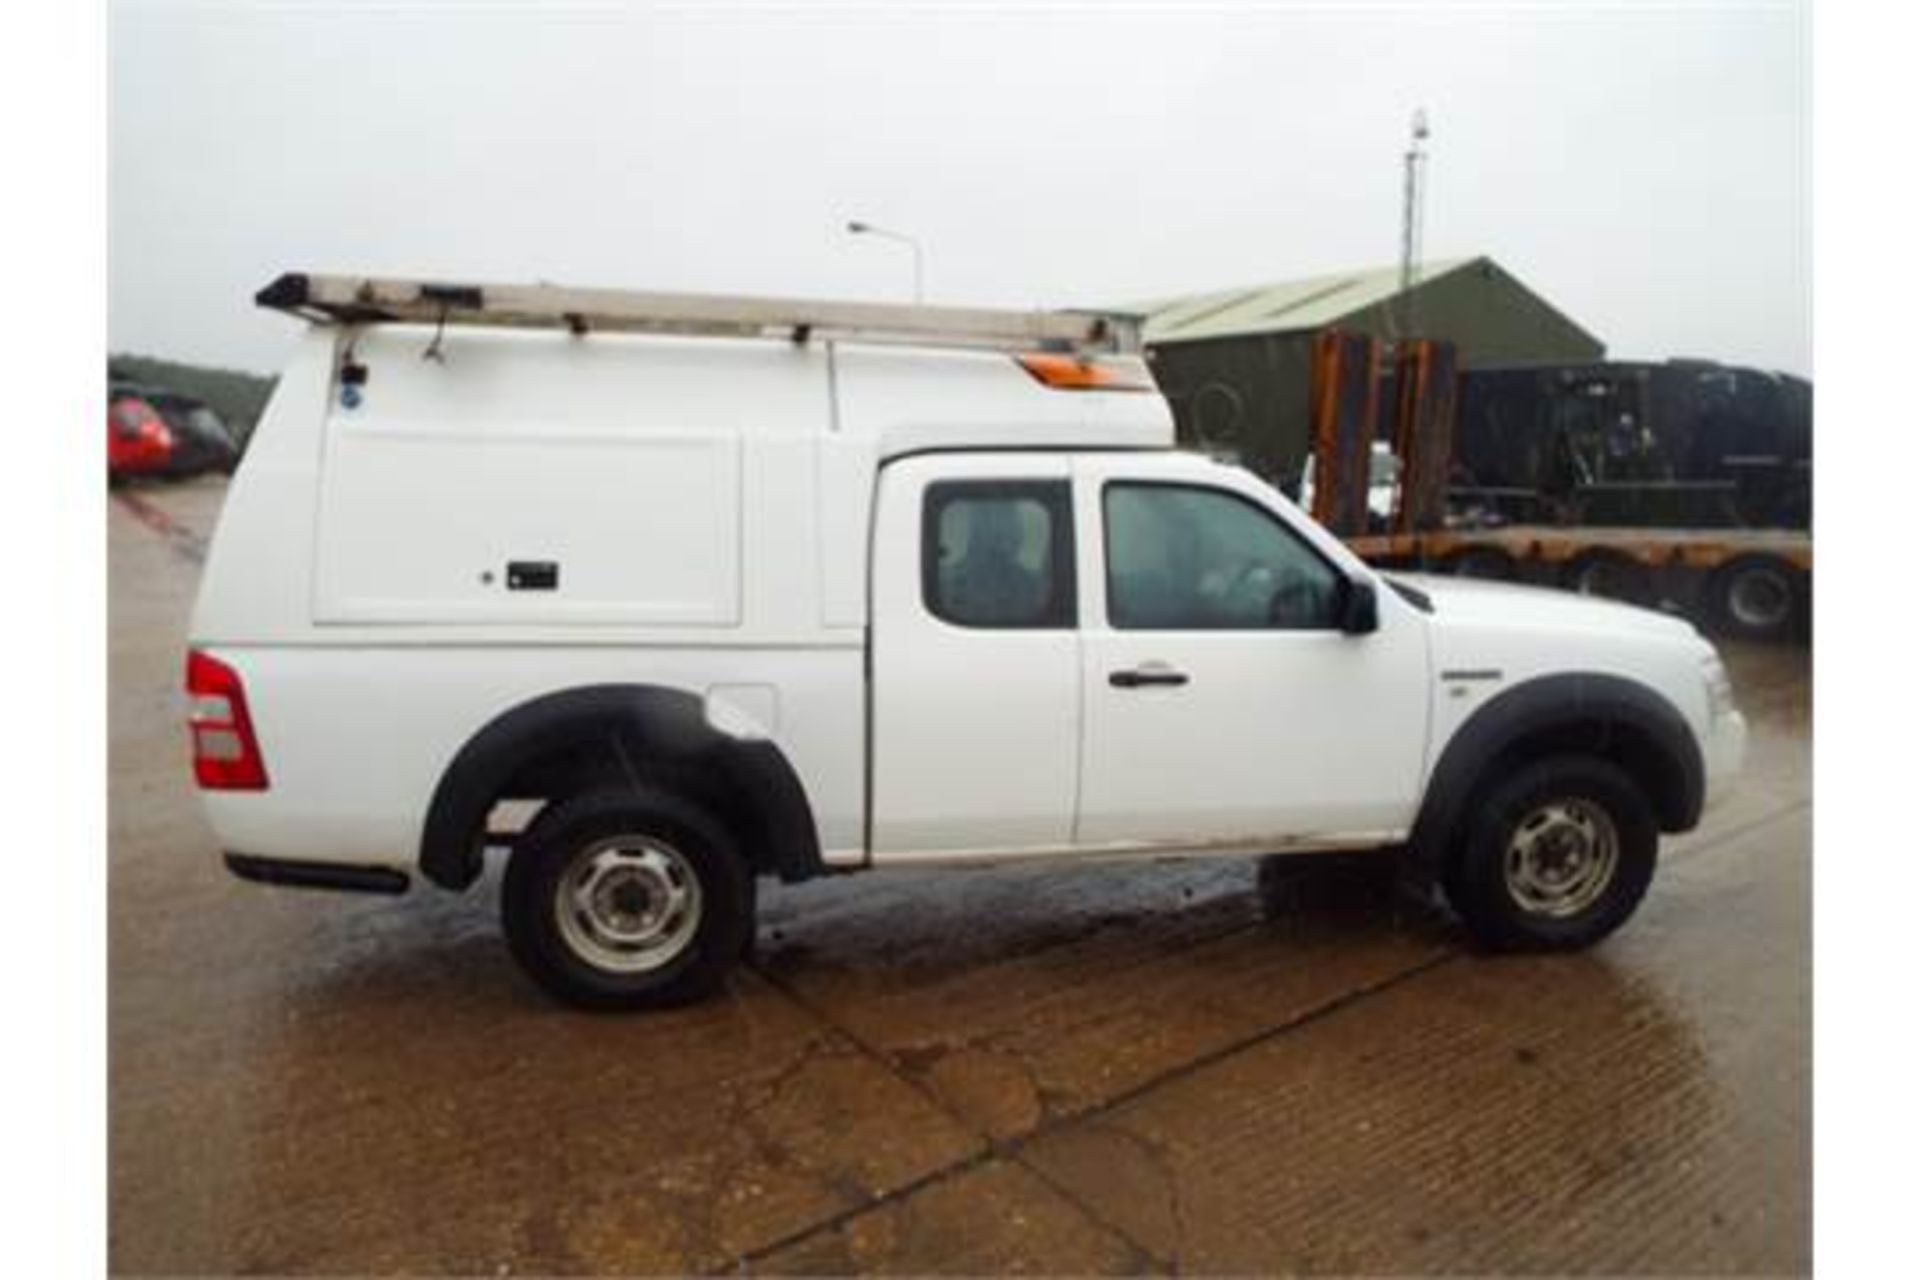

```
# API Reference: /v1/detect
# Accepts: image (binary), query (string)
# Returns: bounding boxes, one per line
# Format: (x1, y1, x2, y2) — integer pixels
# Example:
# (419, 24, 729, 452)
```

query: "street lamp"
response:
(846, 220, 925, 304)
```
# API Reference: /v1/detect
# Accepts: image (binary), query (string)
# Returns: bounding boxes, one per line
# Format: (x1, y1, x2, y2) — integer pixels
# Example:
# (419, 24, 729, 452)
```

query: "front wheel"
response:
(502, 786, 754, 1010)
(1444, 756, 1657, 952)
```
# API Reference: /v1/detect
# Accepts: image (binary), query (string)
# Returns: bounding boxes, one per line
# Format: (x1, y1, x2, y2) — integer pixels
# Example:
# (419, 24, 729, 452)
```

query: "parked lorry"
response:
(187, 274, 1747, 1009)
(1422, 360, 1813, 641)
(1450, 360, 1811, 531)
(1168, 333, 1812, 642)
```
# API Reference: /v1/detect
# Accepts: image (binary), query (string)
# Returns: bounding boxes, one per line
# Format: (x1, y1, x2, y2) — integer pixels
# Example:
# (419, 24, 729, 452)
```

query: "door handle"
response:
(1110, 665, 1189, 689)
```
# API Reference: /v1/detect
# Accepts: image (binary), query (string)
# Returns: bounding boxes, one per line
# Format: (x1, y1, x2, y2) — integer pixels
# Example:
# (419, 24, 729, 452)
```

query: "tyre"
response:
(1444, 756, 1657, 952)
(1706, 555, 1801, 643)
(502, 786, 754, 1010)
(1447, 547, 1518, 582)
(1561, 550, 1653, 605)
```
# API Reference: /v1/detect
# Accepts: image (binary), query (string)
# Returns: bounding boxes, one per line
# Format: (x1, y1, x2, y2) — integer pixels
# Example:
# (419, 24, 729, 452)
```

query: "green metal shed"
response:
(1134, 255, 1604, 492)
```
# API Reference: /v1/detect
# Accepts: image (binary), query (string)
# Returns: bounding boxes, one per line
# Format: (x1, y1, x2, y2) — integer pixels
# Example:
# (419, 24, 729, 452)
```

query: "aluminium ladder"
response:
(256, 272, 1143, 356)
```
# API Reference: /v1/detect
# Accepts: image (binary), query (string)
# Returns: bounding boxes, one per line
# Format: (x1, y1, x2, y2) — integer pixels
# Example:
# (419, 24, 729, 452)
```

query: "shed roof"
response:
(1134, 257, 1477, 345)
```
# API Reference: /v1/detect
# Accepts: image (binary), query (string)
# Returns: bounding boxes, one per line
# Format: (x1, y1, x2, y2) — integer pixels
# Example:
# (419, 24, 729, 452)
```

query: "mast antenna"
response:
(1398, 108, 1431, 335)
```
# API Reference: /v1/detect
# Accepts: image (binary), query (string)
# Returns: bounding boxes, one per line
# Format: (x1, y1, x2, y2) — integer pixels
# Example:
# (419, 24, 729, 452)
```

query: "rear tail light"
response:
(185, 650, 269, 790)
(111, 401, 173, 445)
(1014, 352, 1157, 392)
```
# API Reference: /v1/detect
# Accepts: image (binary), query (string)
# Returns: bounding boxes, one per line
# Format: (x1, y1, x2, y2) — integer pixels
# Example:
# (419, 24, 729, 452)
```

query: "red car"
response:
(107, 393, 174, 482)
(107, 385, 240, 484)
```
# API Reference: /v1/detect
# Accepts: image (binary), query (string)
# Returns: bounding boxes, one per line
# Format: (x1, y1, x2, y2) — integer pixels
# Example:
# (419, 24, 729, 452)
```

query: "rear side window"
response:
(922, 480, 1075, 629)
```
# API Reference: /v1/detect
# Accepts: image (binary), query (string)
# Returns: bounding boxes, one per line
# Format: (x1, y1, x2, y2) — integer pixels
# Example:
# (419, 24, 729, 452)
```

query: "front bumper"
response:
(1702, 709, 1749, 812)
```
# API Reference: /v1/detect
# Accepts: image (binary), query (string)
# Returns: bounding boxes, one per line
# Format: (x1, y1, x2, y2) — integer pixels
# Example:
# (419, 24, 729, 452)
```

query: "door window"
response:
(923, 481, 1076, 628)
(1104, 482, 1342, 630)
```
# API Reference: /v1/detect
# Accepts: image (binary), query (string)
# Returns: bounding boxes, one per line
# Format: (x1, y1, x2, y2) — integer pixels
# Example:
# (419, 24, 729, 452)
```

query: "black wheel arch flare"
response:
(419, 684, 823, 891)
(1409, 671, 1706, 874)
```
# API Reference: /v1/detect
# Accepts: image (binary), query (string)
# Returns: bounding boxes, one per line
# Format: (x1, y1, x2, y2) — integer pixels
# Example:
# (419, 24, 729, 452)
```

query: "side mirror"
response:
(1339, 577, 1379, 635)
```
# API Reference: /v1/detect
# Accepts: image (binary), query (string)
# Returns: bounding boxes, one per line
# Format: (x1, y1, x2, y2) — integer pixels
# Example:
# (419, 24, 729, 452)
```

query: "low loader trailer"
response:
(1348, 525, 1811, 643)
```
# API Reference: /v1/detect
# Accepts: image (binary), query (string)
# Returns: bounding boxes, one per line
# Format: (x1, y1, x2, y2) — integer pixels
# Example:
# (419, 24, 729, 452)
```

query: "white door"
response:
(870, 454, 1082, 858)
(1073, 455, 1430, 848)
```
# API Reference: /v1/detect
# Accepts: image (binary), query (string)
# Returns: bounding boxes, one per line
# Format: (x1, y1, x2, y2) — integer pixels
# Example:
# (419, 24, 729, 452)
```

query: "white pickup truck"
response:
(186, 274, 1746, 1009)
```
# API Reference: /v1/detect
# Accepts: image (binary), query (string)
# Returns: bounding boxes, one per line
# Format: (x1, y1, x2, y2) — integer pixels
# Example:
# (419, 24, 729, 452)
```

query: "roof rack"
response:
(256, 272, 1142, 355)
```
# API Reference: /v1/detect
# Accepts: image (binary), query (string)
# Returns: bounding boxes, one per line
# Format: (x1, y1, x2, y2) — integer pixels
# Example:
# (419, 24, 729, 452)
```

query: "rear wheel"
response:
(502, 786, 754, 1010)
(1706, 555, 1801, 642)
(1444, 756, 1657, 952)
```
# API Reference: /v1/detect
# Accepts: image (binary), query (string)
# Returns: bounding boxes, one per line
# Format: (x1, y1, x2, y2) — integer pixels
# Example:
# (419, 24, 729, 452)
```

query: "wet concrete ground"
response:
(109, 477, 1810, 1275)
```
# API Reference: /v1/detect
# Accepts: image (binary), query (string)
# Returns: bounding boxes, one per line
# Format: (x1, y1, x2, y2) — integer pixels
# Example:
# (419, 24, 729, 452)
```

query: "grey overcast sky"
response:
(109, 1, 1808, 377)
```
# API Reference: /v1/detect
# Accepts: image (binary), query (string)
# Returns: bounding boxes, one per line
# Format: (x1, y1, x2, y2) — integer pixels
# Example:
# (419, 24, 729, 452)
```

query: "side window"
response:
(923, 481, 1075, 629)
(1104, 483, 1343, 630)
